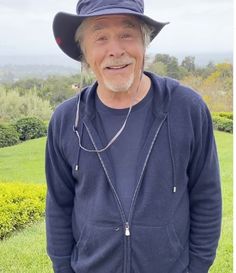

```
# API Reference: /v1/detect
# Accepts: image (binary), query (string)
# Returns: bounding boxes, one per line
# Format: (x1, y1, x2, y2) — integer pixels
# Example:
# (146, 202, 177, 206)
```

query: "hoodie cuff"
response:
(53, 264, 75, 273)
(189, 254, 212, 273)
(49, 255, 75, 273)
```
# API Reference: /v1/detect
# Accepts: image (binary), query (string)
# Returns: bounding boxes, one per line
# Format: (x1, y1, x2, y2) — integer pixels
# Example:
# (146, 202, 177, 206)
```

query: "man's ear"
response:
(86, 62, 90, 69)
(84, 60, 90, 70)
(81, 60, 95, 77)
(82, 53, 90, 70)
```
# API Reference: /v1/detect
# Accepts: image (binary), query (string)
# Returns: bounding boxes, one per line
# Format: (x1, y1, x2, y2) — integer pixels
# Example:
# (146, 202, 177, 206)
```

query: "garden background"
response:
(0, 55, 233, 272)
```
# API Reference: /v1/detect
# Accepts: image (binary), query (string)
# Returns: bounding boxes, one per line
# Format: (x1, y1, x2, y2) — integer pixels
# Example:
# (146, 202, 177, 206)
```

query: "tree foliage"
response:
(0, 124, 19, 148)
(0, 88, 52, 122)
(4, 72, 95, 109)
(146, 54, 232, 112)
(181, 56, 195, 73)
(1, 57, 233, 117)
(153, 54, 181, 79)
(15, 117, 47, 141)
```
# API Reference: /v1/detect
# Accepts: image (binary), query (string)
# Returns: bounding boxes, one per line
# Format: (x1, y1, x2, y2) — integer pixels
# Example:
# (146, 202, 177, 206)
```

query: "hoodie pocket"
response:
(71, 223, 123, 273)
(131, 223, 185, 273)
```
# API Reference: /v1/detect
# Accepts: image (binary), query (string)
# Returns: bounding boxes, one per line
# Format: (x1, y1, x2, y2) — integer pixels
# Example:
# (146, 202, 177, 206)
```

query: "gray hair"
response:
(74, 17, 154, 65)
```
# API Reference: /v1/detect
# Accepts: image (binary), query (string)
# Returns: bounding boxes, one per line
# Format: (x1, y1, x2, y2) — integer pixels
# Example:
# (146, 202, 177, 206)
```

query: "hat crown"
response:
(53, 0, 167, 61)
(76, 0, 144, 15)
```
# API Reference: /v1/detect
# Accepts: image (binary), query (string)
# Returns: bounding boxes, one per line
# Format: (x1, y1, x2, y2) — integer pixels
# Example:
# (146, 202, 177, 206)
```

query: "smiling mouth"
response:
(106, 64, 130, 70)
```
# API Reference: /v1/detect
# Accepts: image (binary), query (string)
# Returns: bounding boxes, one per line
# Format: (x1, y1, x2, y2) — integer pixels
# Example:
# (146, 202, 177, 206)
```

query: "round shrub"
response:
(0, 124, 19, 148)
(15, 117, 47, 141)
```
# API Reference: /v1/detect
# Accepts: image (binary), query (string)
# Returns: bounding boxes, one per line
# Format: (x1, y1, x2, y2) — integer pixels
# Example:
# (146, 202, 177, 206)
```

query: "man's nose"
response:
(107, 39, 125, 58)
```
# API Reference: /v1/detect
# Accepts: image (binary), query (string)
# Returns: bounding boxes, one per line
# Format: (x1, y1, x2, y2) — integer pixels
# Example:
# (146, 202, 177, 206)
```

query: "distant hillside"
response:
(173, 52, 233, 67)
(0, 55, 79, 67)
(147, 51, 233, 67)
(0, 52, 232, 67)
(0, 64, 79, 83)
(0, 55, 80, 83)
(0, 52, 232, 83)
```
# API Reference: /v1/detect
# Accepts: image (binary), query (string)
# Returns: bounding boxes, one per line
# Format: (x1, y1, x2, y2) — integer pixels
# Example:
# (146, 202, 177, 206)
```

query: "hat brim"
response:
(53, 9, 169, 61)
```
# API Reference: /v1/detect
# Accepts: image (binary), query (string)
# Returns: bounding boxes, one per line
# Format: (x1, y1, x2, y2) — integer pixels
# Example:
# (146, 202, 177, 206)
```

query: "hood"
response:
(78, 71, 180, 120)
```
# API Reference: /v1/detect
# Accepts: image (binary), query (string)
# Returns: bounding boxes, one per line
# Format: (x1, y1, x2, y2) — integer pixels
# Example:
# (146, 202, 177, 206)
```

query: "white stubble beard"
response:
(103, 72, 135, 93)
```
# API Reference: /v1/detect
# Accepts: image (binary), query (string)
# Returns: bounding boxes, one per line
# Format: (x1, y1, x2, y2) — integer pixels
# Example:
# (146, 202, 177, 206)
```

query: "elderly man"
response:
(45, 1, 222, 273)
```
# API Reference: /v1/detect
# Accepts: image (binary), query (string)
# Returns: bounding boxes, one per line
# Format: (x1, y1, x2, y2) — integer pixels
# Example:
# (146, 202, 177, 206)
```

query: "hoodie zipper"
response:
(125, 222, 130, 236)
(83, 114, 167, 273)
(83, 121, 129, 273)
(127, 115, 168, 226)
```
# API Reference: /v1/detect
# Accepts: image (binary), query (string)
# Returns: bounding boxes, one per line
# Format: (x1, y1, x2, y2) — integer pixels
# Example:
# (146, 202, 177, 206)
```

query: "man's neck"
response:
(96, 74, 151, 109)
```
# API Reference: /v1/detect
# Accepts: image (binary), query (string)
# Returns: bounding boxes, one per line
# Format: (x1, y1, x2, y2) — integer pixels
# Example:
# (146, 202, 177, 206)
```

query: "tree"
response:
(151, 54, 182, 79)
(147, 62, 167, 76)
(181, 62, 233, 112)
(181, 56, 195, 73)
(0, 88, 52, 122)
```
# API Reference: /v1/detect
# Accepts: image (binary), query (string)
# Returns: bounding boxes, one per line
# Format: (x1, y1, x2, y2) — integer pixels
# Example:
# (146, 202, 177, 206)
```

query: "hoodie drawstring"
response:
(74, 123, 84, 172)
(167, 114, 177, 193)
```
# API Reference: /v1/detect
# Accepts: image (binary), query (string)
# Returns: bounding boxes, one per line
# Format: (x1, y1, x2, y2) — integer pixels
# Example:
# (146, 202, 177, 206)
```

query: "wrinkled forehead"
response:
(84, 14, 141, 32)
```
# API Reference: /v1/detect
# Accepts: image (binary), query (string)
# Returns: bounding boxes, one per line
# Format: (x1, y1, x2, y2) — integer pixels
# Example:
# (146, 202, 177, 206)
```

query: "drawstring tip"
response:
(173, 186, 177, 193)
(75, 165, 79, 171)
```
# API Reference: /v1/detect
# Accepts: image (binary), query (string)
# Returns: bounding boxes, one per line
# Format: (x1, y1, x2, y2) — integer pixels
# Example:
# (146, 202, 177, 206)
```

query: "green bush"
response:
(0, 88, 52, 122)
(0, 124, 19, 148)
(15, 117, 47, 141)
(0, 182, 46, 239)
(212, 116, 233, 133)
(212, 112, 233, 120)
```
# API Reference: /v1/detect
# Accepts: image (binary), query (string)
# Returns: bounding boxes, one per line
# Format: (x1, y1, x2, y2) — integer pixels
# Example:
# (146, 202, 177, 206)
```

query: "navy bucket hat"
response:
(53, 0, 169, 61)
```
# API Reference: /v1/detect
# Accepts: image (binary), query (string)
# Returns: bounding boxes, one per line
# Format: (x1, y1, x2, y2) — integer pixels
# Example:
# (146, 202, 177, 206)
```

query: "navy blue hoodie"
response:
(45, 72, 222, 273)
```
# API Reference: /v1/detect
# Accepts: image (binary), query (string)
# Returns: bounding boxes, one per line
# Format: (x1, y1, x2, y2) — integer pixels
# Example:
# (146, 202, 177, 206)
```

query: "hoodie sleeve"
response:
(45, 115, 76, 273)
(187, 102, 222, 273)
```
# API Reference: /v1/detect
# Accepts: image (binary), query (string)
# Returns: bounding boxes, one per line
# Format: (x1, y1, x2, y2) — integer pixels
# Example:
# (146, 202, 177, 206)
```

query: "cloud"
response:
(0, 0, 233, 55)
(0, 0, 76, 15)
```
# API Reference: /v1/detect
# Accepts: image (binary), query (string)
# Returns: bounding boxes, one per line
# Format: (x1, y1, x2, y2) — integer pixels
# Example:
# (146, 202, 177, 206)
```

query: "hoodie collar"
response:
(79, 71, 180, 121)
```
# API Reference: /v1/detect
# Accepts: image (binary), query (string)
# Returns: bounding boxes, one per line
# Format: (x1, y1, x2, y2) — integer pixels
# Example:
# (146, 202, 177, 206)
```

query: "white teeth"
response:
(108, 65, 127, 69)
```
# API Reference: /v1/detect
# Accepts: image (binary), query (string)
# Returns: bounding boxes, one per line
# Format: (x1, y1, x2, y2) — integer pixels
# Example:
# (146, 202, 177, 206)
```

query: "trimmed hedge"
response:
(0, 124, 19, 148)
(212, 112, 233, 120)
(212, 115, 233, 133)
(15, 117, 47, 141)
(0, 183, 46, 239)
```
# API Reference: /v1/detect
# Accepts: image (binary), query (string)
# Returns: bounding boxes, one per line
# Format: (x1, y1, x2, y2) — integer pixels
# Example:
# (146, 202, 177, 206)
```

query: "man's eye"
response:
(96, 36, 107, 41)
(121, 33, 132, 39)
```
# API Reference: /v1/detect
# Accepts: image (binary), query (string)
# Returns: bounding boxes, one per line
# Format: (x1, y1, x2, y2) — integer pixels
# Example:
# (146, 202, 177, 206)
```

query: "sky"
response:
(0, 0, 233, 61)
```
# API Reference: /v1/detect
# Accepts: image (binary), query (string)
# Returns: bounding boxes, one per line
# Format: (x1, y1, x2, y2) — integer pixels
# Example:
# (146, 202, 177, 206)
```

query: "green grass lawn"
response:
(0, 131, 233, 273)
(0, 221, 53, 273)
(0, 137, 46, 183)
(209, 131, 233, 273)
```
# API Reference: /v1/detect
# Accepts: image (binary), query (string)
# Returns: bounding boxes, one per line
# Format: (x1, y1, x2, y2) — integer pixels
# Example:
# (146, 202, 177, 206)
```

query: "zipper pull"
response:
(125, 222, 130, 236)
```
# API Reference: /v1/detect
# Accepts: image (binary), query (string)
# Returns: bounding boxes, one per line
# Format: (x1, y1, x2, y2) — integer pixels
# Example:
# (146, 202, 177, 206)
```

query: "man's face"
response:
(82, 15, 145, 93)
